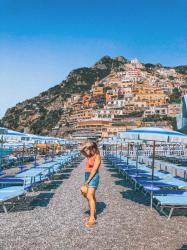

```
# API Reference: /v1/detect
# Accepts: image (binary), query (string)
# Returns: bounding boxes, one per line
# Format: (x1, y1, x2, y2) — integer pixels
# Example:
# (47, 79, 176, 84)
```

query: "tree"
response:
(169, 87, 182, 104)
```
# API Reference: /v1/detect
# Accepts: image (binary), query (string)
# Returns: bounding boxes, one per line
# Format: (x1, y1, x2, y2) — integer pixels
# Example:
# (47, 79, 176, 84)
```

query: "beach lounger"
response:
(0, 152, 79, 213)
(153, 189, 187, 196)
(106, 153, 187, 219)
(15, 168, 50, 188)
(34, 162, 60, 175)
(0, 186, 26, 213)
(134, 177, 187, 190)
(0, 176, 33, 190)
(154, 194, 187, 219)
(0, 177, 25, 186)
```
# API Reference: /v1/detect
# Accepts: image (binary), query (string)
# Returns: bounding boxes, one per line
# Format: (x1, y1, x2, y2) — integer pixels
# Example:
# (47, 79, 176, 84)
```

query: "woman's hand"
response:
(80, 142, 91, 151)
(85, 142, 92, 148)
(79, 144, 86, 151)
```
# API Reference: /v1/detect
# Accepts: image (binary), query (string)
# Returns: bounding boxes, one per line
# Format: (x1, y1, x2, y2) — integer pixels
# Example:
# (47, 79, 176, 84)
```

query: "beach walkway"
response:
(0, 158, 187, 250)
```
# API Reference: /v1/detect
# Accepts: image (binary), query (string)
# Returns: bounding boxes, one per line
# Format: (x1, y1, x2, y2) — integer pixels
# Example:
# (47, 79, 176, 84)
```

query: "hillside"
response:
(1, 55, 187, 136)
(0, 56, 127, 134)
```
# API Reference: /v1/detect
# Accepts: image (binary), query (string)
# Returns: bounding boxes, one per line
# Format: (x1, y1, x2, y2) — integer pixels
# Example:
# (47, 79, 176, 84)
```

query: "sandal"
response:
(88, 213, 97, 221)
(85, 219, 96, 228)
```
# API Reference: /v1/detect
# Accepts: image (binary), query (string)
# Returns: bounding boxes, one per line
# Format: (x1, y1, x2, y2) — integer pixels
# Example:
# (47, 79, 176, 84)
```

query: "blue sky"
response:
(0, 0, 187, 118)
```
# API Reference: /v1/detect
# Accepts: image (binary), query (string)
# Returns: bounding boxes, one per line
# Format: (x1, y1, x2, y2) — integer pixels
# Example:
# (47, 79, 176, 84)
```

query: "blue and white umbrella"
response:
(3, 142, 33, 149)
(102, 136, 123, 145)
(120, 127, 187, 143)
(119, 127, 187, 180)
(0, 127, 28, 143)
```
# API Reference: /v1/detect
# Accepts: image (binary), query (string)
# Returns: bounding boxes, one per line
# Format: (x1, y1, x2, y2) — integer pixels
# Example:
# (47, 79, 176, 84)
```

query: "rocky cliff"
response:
(0, 56, 127, 134)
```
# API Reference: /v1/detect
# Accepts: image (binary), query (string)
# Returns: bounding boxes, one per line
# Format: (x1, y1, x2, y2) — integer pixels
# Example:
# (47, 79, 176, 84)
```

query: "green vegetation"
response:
(105, 86, 112, 91)
(169, 87, 182, 104)
(175, 65, 187, 74)
(30, 109, 64, 134)
(142, 115, 177, 130)
(115, 111, 144, 118)
(168, 76, 175, 81)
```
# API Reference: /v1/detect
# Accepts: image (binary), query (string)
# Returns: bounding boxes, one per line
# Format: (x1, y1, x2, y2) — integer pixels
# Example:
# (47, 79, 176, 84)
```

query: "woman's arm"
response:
(80, 142, 92, 157)
(85, 154, 101, 184)
(80, 145, 88, 157)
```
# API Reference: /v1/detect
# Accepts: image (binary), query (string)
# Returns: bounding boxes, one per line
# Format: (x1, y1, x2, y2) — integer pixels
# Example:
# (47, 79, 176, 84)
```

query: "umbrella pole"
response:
(0, 135, 3, 172)
(45, 140, 47, 158)
(136, 144, 139, 175)
(120, 143, 122, 161)
(22, 142, 25, 165)
(152, 140, 156, 181)
(52, 144, 55, 161)
(127, 142, 129, 165)
(34, 142, 37, 166)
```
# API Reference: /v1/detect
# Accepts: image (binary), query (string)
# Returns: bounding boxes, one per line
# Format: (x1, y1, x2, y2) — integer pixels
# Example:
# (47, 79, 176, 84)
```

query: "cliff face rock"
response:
(1, 56, 127, 134)
(94, 55, 127, 71)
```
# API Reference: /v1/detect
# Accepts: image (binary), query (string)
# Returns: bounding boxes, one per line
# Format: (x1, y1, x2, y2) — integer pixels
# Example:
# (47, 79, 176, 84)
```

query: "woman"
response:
(80, 141, 101, 227)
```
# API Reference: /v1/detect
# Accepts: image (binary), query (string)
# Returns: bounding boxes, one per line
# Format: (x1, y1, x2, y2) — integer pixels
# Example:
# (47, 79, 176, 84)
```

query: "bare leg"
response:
(86, 187, 96, 222)
(93, 193, 97, 218)
(86, 197, 90, 213)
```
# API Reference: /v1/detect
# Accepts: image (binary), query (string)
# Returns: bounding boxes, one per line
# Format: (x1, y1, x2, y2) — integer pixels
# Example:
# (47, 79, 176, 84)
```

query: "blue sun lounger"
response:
(0, 186, 26, 213)
(0, 153, 79, 190)
(34, 162, 61, 175)
(154, 194, 187, 219)
(0, 152, 80, 213)
(105, 153, 187, 219)
(134, 177, 187, 190)
(0, 168, 50, 190)
(152, 189, 187, 197)
(127, 167, 172, 182)
(0, 177, 26, 187)
(16, 168, 50, 186)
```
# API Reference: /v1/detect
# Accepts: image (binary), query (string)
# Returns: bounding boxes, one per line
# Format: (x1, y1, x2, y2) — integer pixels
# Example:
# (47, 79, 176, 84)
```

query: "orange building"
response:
(79, 119, 112, 127)
(78, 119, 112, 137)
(92, 86, 104, 97)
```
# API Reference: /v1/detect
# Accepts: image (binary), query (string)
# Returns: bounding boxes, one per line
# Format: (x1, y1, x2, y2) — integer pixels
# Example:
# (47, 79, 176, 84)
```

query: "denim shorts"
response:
(85, 172, 100, 189)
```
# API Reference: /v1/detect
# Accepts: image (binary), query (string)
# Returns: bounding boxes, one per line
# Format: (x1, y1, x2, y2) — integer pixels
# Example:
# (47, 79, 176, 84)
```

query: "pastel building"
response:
(177, 95, 187, 131)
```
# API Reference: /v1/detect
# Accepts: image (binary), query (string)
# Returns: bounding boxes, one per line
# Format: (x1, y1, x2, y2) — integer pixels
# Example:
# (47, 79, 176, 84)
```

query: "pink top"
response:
(85, 154, 97, 172)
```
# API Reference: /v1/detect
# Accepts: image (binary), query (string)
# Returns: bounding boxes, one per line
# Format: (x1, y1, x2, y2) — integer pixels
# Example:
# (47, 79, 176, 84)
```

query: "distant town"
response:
(52, 58, 186, 140)
(1, 56, 187, 141)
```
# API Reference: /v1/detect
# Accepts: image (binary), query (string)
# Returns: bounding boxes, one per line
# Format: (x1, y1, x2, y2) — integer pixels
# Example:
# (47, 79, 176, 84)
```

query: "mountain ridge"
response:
(0, 55, 186, 135)
(0, 56, 126, 133)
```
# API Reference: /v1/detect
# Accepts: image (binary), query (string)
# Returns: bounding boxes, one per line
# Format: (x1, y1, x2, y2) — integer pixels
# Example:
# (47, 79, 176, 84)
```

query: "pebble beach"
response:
(0, 158, 187, 250)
